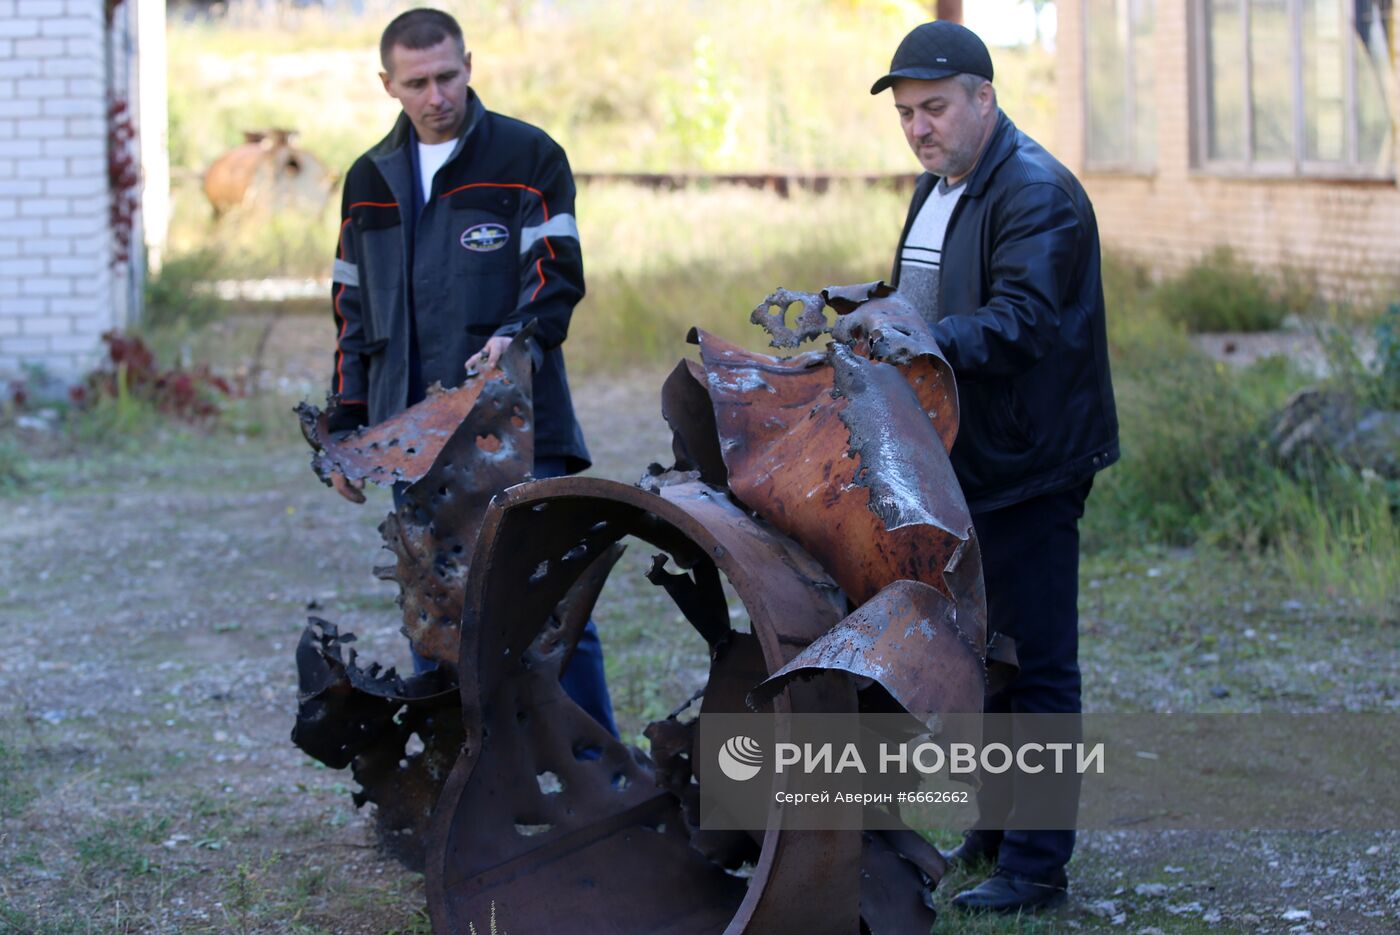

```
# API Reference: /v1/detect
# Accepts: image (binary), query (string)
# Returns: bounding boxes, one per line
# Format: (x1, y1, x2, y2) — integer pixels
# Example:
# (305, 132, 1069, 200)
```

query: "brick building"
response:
(0, 0, 165, 385)
(1056, 0, 1398, 301)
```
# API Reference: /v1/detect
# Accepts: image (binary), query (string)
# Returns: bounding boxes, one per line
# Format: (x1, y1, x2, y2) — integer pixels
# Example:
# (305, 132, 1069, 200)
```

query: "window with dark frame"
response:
(1197, 0, 1394, 176)
(1086, 0, 1158, 171)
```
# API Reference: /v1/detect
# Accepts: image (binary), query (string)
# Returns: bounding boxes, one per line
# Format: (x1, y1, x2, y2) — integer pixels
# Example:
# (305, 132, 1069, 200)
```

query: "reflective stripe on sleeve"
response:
(332, 258, 359, 287)
(519, 213, 578, 255)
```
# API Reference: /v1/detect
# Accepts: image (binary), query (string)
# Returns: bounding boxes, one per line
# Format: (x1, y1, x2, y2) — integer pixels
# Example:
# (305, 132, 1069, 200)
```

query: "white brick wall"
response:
(0, 0, 115, 382)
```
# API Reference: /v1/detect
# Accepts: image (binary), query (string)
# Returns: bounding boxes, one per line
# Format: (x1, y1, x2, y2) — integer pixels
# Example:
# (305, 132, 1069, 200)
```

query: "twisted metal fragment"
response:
(749, 287, 830, 348)
(293, 285, 1000, 933)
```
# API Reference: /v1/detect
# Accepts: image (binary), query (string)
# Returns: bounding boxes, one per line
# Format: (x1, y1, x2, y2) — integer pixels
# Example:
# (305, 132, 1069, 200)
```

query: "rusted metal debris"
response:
(292, 333, 538, 861)
(293, 291, 1001, 931)
(292, 618, 461, 868)
(203, 128, 332, 217)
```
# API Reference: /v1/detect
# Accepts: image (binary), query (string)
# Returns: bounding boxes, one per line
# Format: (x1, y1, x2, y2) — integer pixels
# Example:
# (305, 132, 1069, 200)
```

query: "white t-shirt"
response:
(417, 139, 456, 201)
(897, 177, 966, 325)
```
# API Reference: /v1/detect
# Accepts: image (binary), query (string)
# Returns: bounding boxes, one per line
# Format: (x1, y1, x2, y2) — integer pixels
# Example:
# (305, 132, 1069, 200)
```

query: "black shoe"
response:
(950, 868, 1068, 914)
(939, 831, 1000, 869)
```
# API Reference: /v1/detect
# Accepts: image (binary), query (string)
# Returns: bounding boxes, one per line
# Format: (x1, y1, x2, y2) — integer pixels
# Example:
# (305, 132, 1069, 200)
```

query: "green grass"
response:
(166, 1, 1056, 178)
(0, 900, 89, 935)
(570, 182, 909, 372)
(0, 437, 26, 492)
(160, 0, 1056, 285)
(0, 736, 35, 820)
(142, 249, 228, 333)
(74, 816, 169, 879)
(1273, 469, 1400, 615)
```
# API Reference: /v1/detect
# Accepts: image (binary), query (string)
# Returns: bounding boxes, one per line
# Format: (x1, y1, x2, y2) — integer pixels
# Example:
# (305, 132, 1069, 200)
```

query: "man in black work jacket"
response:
(323, 8, 614, 735)
(872, 21, 1119, 913)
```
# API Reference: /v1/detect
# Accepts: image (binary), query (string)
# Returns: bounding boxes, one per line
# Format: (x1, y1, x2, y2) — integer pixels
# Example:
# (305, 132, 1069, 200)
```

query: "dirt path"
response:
(1, 344, 1397, 933)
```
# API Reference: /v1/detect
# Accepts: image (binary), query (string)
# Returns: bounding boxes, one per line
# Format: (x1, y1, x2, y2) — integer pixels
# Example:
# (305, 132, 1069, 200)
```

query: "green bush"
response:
(1376, 304, 1400, 409)
(1083, 341, 1299, 549)
(1154, 245, 1313, 333)
(1088, 253, 1397, 619)
(1322, 302, 1400, 410)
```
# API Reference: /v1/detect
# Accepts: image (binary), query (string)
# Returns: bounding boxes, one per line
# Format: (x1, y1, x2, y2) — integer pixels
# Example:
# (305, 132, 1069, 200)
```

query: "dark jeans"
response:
(966, 479, 1092, 884)
(398, 457, 618, 738)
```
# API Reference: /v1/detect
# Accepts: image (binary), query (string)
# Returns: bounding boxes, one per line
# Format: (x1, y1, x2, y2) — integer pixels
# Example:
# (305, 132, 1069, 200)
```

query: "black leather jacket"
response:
(892, 111, 1118, 513)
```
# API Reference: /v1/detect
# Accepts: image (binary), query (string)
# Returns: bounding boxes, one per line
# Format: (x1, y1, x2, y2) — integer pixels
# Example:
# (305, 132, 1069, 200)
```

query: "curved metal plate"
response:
(426, 476, 862, 935)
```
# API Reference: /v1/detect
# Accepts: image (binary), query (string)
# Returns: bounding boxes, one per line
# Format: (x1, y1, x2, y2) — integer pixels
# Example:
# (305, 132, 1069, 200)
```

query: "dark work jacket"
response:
(892, 111, 1118, 513)
(330, 91, 590, 472)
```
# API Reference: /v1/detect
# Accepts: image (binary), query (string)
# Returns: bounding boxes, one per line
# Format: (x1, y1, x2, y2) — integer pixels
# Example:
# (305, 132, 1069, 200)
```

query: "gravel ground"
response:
(1, 315, 1396, 934)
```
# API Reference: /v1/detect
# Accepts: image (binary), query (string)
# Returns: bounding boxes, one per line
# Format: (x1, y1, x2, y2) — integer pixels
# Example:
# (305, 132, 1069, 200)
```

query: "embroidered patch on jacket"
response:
(460, 223, 510, 252)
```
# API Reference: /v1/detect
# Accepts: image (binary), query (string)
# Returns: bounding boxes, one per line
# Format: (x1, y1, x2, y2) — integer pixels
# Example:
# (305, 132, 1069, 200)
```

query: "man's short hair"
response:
(379, 8, 465, 71)
(957, 72, 996, 106)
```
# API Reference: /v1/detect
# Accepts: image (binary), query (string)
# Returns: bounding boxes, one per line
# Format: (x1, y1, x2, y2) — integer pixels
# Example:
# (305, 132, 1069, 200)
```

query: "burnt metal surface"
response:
(297, 332, 536, 667)
(829, 286, 960, 452)
(291, 618, 460, 869)
(695, 327, 975, 612)
(427, 477, 863, 935)
(296, 326, 536, 492)
(751, 579, 986, 721)
(291, 334, 536, 865)
(295, 285, 996, 932)
(422, 284, 989, 933)
(749, 287, 830, 348)
(660, 358, 729, 486)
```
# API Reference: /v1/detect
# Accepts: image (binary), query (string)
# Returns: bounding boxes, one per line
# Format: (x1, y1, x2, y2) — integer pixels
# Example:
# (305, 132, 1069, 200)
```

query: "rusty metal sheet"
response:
(829, 287, 960, 452)
(744, 282, 959, 452)
(298, 330, 535, 668)
(296, 328, 536, 491)
(378, 338, 535, 667)
(426, 476, 864, 935)
(751, 579, 986, 718)
(291, 618, 461, 868)
(695, 328, 975, 614)
(860, 830, 941, 934)
(660, 358, 728, 486)
(292, 333, 537, 867)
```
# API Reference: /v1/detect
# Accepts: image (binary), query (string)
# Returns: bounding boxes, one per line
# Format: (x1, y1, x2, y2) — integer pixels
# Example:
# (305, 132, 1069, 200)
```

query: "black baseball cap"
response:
(870, 21, 994, 94)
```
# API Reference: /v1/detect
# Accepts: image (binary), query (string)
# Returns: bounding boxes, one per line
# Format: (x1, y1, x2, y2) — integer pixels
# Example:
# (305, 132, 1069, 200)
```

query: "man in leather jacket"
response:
(323, 8, 615, 735)
(872, 20, 1119, 913)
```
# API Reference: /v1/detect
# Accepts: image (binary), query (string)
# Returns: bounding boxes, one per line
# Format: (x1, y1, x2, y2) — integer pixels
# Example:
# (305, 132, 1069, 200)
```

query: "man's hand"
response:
(329, 470, 366, 504)
(465, 335, 512, 374)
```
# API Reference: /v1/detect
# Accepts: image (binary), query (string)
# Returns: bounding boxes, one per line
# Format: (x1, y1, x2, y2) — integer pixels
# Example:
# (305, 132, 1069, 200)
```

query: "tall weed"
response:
(1319, 302, 1400, 409)
(0, 438, 27, 492)
(1090, 253, 1397, 619)
(1275, 470, 1400, 620)
(569, 183, 908, 371)
(1083, 344, 1299, 549)
(143, 249, 227, 334)
(1153, 246, 1316, 333)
